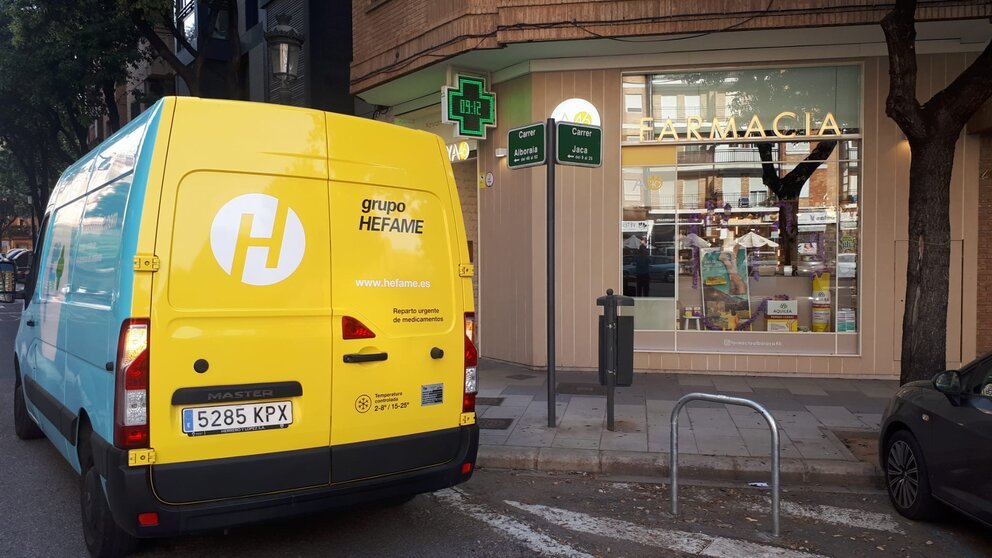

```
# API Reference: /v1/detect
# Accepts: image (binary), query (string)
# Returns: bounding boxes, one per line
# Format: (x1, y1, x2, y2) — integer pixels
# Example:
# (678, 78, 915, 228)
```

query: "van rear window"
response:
(70, 180, 131, 307)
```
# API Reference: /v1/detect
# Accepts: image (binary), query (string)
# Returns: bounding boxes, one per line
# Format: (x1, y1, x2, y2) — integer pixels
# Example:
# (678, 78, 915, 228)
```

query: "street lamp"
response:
(265, 14, 304, 102)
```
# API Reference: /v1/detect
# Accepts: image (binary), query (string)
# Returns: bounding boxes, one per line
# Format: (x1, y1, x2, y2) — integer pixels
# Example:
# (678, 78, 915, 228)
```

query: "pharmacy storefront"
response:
(619, 65, 862, 356)
(470, 55, 980, 378)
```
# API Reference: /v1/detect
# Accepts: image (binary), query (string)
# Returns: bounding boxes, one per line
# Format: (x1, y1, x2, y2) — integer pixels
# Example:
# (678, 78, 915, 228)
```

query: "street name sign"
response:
(556, 122, 602, 167)
(507, 123, 546, 169)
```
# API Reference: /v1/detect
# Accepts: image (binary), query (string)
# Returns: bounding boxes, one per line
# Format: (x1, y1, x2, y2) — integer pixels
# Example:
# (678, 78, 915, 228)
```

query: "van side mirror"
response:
(933, 370, 962, 395)
(0, 261, 15, 303)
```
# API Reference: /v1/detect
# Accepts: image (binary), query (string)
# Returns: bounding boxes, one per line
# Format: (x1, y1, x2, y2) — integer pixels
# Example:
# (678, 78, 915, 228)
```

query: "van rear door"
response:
(147, 101, 334, 503)
(327, 122, 469, 483)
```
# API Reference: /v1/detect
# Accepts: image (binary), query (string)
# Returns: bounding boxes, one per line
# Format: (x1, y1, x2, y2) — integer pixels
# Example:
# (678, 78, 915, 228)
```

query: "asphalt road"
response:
(1, 303, 990, 557)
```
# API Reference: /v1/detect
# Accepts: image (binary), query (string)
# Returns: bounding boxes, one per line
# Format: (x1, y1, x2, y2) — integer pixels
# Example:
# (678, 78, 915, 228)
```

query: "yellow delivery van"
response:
(12, 97, 479, 557)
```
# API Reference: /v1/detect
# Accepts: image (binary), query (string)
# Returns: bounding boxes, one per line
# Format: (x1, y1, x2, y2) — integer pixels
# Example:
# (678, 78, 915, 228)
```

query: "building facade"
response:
(353, 0, 992, 378)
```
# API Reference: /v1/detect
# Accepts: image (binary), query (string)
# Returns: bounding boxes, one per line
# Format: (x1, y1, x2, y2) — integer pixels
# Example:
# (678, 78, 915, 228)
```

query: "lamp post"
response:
(265, 14, 304, 104)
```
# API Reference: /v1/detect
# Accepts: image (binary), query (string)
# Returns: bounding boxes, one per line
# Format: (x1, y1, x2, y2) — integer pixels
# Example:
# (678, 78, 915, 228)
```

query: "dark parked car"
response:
(879, 352, 992, 527)
(5, 248, 32, 284)
(622, 254, 676, 283)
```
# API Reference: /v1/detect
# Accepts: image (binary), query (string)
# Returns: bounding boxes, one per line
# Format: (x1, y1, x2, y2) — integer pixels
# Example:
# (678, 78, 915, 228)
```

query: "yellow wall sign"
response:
(447, 141, 471, 162)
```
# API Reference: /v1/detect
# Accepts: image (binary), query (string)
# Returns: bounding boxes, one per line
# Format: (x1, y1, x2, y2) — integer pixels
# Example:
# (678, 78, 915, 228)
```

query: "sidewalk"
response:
(475, 359, 898, 488)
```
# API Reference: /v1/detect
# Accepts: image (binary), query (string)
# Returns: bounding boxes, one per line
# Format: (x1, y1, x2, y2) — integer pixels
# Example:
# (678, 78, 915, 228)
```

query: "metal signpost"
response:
(507, 118, 602, 427)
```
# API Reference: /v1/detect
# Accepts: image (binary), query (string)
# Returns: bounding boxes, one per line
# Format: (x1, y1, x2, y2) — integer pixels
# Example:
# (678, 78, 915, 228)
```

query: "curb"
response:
(478, 445, 883, 489)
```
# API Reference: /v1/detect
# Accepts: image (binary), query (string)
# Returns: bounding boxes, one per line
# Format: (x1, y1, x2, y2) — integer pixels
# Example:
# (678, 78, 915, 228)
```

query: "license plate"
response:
(182, 401, 293, 436)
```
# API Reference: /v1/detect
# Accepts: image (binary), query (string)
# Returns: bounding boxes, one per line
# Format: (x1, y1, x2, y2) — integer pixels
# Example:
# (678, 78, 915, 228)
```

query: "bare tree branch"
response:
(131, 12, 199, 96)
(757, 141, 837, 199)
(881, 0, 926, 139)
(926, 42, 992, 133)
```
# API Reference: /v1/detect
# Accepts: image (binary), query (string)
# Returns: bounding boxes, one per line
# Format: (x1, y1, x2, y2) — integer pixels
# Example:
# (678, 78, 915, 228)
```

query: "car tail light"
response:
(463, 313, 478, 413)
(342, 316, 376, 339)
(114, 319, 149, 449)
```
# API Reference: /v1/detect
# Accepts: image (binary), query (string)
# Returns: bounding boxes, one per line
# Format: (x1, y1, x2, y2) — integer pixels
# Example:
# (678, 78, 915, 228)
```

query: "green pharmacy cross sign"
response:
(442, 75, 496, 139)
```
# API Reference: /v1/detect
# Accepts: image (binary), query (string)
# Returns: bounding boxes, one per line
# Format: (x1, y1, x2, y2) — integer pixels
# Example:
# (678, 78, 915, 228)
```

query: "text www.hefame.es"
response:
(355, 278, 432, 288)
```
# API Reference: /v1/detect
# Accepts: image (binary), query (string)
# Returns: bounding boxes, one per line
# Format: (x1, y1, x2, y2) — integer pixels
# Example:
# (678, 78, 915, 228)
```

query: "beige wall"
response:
(979, 135, 992, 354)
(477, 54, 981, 377)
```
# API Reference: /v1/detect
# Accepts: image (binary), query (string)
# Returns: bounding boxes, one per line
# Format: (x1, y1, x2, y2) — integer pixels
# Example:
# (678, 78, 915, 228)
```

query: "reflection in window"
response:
(660, 96, 677, 120)
(620, 141, 861, 339)
(620, 65, 862, 346)
(70, 181, 130, 307)
(177, 0, 196, 49)
(625, 94, 643, 113)
(40, 201, 85, 301)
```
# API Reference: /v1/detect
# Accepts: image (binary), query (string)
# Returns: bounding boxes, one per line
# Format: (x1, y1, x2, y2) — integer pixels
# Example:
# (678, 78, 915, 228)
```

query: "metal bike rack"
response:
(670, 393, 781, 537)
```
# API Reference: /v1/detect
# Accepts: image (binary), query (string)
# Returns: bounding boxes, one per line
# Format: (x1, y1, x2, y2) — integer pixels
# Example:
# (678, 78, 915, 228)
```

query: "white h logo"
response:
(209, 193, 305, 286)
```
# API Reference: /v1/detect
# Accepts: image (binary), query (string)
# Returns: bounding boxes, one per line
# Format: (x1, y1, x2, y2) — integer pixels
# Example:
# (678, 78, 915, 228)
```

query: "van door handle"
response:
(343, 352, 388, 364)
(25, 319, 35, 327)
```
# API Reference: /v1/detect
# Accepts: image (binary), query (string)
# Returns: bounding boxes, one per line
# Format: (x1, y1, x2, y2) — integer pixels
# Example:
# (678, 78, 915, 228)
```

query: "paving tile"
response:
(521, 401, 567, 424)
(478, 387, 505, 398)
(805, 405, 865, 428)
(814, 378, 860, 393)
(505, 424, 557, 447)
(855, 413, 883, 429)
(615, 393, 647, 405)
(551, 436, 601, 450)
(651, 431, 695, 453)
(739, 428, 801, 459)
(841, 397, 890, 414)
(859, 381, 899, 399)
(712, 377, 753, 393)
(600, 431, 648, 452)
(746, 388, 808, 412)
(774, 410, 821, 426)
(745, 376, 785, 389)
(784, 380, 828, 396)
(687, 406, 733, 422)
(781, 425, 828, 440)
(503, 381, 548, 395)
(792, 438, 856, 461)
(729, 411, 773, 430)
(482, 405, 527, 420)
(678, 375, 715, 387)
(479, 430, 511, 445)
(694, 434, 750, 456)
(499, 394, 535, 407)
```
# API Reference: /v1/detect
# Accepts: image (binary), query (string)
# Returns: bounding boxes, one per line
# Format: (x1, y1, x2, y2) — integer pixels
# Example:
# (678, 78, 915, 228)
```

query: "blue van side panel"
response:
(70, 102, 167, 463)
(15, 101, 166, 473)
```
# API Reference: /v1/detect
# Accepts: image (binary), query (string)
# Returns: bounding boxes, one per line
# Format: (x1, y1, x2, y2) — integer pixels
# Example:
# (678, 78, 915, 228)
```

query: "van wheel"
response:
(13, 372, 44, 440)
(81, 462, 136, 558)
(884, 429, 937, 520)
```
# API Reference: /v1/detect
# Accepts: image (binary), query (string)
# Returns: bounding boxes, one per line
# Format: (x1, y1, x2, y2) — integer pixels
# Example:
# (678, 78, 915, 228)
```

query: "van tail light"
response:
(463, 313, 478, 413)
(342, 316, 376, 339)
(114, 319, 150, 449)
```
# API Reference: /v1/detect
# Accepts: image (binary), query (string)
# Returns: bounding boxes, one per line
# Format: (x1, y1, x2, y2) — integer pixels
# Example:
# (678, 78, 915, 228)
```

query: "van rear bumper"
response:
(91, 425, 478, 537)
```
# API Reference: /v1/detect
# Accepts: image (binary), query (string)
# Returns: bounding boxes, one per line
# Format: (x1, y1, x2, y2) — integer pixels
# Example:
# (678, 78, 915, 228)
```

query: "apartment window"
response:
(625, 94, 643, 113)
(176, 0, 196, 50)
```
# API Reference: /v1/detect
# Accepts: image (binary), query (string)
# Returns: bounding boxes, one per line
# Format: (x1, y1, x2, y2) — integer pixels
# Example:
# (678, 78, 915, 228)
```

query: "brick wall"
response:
(452, 159, 480, 335)
(352, 0, 992, 93)
(978, 135, 992, 354)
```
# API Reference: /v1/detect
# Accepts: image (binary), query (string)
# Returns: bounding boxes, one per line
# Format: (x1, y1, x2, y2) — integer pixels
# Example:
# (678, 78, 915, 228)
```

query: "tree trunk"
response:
(900, 137, 954, 384)
(102, 80, 121, 134)
(777, 199, 798, 268)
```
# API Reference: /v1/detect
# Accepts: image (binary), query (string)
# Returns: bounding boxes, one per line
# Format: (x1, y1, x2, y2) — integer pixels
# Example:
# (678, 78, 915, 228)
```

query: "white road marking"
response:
(506, 501, 828, 558)
(745, 500, 907, 534)
(434, 489, 593, 558)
